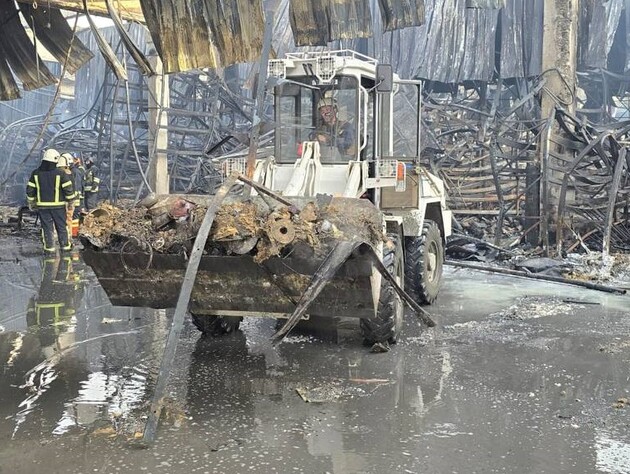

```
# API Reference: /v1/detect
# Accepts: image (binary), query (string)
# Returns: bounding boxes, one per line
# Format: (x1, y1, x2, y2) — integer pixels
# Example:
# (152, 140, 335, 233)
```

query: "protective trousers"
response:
(84, 191, 97, 211)
(39, 207, 70, 252)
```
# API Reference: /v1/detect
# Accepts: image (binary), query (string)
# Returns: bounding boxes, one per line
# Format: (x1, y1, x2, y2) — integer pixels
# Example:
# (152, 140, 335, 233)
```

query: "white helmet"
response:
(42, 148, 60, 163)
(58, 152, 74, 168)
(56, 155, 70, 168)
(317, 96, 336, 109)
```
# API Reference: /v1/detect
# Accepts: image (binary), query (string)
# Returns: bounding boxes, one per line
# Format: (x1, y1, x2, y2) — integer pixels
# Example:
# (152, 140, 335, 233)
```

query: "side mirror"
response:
(376, 64, 393, 93)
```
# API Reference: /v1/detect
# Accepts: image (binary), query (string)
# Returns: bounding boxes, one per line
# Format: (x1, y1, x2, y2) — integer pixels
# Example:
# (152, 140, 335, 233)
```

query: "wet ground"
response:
(1, 233, 630, 474)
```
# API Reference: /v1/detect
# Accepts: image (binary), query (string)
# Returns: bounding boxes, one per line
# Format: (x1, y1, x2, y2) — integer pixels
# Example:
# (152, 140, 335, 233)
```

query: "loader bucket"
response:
(81, 196, 385, 320)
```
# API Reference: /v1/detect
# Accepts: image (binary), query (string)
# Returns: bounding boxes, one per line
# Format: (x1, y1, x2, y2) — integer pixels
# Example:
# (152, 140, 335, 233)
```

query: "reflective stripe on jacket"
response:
(84, 167, 100, 193)
(26, 167, 76, 208)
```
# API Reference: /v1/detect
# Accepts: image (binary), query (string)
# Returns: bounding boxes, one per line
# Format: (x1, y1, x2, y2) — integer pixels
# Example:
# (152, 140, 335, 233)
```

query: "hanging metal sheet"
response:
(466, 0, 505, 7)
(416, 0, 497, 83)
(329, 0, 373, 40)
(289, 0, 372, 46)
(139, 0, 218, 73)
(0, 1, 56, 91)
(20, 4, 94, 76)
(205, 0, 266, 65)
(581, 0, 623, 69)
(289, 0, 332, 46)
(0, 42, 20, 101)
(378, 0, 424, 31)
(459, 7, 498, 81)
(499, 0, 543, 78)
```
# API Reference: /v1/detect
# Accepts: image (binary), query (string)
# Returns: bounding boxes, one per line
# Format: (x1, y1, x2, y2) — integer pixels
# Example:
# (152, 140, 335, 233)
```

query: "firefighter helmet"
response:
(42, 148, 60, 163)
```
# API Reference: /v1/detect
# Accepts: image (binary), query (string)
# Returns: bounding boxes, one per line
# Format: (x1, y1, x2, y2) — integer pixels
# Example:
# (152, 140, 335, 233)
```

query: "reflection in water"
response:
(185, 319, 454, 473)
(13, 255, 85, 436)
(0, 253, 152, 439)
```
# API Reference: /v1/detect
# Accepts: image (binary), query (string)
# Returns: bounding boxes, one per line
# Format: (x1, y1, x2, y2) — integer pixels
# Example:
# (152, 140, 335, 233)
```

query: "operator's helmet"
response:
(317, 96, 336, 110)
(42, 148, 60, 163)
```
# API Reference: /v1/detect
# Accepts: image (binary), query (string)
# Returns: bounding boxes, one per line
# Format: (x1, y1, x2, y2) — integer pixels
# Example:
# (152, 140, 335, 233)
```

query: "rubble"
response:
(79, 194, 385, 264)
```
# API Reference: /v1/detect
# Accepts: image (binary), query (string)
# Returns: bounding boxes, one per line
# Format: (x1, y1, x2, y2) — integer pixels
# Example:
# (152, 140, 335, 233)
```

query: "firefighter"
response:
(26, 255, 83, 357)
(69, 154, 86, 215)
(26, 148, 76, 253)
(57, 154, 79, 239)
(83, 157, 100, 211)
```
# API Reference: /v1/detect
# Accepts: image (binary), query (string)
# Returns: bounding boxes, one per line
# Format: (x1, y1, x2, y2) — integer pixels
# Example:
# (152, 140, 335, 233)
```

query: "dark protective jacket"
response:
(72, 164, 85, 196)
(84, 165, 100, 193)
(26, 162, 76, 208)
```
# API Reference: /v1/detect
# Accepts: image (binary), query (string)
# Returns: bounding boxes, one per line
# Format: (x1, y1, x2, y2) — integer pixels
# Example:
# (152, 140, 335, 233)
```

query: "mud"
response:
(1, 234, 630, 473)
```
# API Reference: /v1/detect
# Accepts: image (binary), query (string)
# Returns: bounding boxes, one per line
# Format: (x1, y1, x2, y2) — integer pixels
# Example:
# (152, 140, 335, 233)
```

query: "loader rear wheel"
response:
(360, 233, 404, 344)
(191, 314, 242, 337)
(404, 220, 444, 304)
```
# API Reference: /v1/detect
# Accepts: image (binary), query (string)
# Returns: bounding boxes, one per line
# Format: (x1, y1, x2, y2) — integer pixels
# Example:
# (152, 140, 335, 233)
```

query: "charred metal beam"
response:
(83, 0, 127, 81)
(105, 0, 155, 76)
(142, 173, 238, 444)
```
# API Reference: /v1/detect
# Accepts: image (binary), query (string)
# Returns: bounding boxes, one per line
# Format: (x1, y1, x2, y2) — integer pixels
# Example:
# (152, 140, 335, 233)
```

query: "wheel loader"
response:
(81, 50, 451, 344)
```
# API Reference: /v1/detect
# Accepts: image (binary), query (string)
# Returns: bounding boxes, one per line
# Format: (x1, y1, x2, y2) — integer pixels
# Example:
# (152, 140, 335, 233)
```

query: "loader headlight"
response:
(268, 60, 286, 79)
(316, 56, 337, 83)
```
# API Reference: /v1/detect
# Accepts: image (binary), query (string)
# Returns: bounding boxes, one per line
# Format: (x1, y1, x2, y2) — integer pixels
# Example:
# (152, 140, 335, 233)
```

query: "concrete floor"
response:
(1, 233, 630, 474)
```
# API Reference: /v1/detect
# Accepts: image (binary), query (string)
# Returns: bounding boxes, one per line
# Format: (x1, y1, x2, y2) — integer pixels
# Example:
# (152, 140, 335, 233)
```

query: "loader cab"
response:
(270, 51, 421, 167)
(267, 51, 423, 202)
(273, 75, 362, 163)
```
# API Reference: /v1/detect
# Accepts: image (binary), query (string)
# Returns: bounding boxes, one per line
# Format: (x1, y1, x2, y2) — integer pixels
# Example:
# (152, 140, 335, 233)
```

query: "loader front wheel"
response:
(404, 220, 444, 304)
(191, 314, 242, 337)
(360, 233, 404, 345)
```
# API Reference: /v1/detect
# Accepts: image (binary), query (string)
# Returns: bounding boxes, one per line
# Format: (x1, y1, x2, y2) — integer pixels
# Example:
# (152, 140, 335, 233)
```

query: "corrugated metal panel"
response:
(205, 0, 266, 65)
(21, 5, 94, 76)
(0, 43, 20, 101)
(499, 0, 543, 78)
(421, 0, 467, 83)
(466, 0, 505, 8)
(0, 25, 148, 124)
(139, 0, 218, 73)
(289, 0, 372, 46)
(289, 0, 329, 46)
(106, 0, 155, 76)
(139, 0, 266, 72)
(459, 7, 498, 81)
(581, 0, 623, 69)
(0, 1, 57, 91)
(378, 0, 424, 31)
(329, 0, 373, 40)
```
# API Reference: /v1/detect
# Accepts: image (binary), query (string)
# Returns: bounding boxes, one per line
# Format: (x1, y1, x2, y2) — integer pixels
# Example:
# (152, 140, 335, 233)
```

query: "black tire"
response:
(404, 220, 444, 304)
(190, 313, 242, 337)
(360, 232, 404, 344)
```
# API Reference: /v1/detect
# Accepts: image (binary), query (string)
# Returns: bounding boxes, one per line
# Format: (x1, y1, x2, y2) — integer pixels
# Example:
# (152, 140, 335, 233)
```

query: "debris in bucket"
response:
(370, 341, 390, 353)
(79, 194, 385, 263)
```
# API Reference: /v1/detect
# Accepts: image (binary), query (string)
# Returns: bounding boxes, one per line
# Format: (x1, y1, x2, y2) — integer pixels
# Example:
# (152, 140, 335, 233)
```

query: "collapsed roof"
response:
(1, 0, 629, 101)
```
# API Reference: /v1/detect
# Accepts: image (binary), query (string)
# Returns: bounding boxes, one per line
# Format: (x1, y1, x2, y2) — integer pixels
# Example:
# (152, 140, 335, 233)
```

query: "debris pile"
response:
(79, 194, 385, 263)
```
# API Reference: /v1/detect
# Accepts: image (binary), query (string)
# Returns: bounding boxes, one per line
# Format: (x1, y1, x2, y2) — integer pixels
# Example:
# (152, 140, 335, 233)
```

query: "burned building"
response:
(0, 0, 628, 254)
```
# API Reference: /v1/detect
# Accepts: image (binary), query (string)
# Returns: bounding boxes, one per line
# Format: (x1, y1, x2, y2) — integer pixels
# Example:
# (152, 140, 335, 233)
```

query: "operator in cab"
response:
(311, 95, 356, 156)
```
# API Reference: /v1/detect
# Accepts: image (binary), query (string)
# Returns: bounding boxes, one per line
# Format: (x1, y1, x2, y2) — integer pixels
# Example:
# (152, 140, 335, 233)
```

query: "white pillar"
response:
(148, 54, 170, 194)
